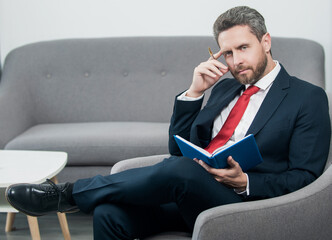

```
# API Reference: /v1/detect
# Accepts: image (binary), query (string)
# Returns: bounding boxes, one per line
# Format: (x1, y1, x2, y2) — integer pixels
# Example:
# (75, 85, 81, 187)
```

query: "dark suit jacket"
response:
(169, 65, 331, 199)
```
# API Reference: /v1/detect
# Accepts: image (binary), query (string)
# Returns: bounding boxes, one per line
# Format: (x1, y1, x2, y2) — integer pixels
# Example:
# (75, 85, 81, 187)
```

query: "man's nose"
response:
(233, 52, 243, 67)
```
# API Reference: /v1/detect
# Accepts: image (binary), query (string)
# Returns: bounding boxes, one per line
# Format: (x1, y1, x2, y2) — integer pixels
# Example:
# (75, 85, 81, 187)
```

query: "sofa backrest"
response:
(1, 36, 325, 123)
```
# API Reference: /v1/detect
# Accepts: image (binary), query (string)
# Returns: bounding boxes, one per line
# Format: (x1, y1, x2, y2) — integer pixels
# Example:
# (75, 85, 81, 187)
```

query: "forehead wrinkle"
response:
(218, 25, 258, 52)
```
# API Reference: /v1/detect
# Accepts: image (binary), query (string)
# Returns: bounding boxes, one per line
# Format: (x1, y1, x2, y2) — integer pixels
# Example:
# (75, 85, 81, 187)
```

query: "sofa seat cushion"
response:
(5, 122, 169, 166)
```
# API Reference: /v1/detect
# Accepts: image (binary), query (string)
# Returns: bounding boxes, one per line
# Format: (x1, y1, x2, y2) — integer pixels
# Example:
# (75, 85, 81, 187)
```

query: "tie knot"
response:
(243, 85, 260, 96)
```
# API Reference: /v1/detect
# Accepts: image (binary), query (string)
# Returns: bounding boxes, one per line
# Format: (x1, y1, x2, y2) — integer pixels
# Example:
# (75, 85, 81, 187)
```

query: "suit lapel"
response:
(206, 83, 244, 114)
(247, 66, 290, 135)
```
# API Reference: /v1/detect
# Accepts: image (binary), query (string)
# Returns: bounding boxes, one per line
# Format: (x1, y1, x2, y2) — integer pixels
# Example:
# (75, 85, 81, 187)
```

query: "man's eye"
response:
(224, 51, 232, 56)
(241, 46, 247, 50)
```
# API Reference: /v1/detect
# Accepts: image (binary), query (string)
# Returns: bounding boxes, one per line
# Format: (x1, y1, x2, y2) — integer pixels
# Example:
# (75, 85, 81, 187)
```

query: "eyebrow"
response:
(221, 42, 250, 53)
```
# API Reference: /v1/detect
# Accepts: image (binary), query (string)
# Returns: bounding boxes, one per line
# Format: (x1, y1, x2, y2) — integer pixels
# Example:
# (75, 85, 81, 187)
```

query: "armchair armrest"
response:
(192, 165, 332, 240)
(111, 154, 170, 174)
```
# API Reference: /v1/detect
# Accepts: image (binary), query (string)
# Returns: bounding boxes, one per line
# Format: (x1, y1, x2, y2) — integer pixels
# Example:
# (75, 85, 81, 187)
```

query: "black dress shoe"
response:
(6, 179, 79, 217)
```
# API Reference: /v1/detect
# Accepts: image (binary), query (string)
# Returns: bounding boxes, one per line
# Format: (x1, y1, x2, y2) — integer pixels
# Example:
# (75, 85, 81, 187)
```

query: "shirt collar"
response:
(246, 60, 281, 91)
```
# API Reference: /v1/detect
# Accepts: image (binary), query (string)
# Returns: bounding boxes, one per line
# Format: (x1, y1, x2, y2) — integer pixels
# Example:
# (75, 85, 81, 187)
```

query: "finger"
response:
(199, 68, 220, 79)
(198, 160, 212, 172)
(199, 61, 227, 77)
(214, 49, 223, 59)
(196, 65, 223, 79)
(214, 176, 223, 183)
(210, 60, 228, 71)
(227, 156, 243, 172)
(193, 158, 200, 164)
(199, 161, 222, 176)
(199, 62, 224, 76)
(198, 59, 228, 74)
(227, 156, 238, 168)
(207, 64, 224, 76)
(209, 49, 223, 60)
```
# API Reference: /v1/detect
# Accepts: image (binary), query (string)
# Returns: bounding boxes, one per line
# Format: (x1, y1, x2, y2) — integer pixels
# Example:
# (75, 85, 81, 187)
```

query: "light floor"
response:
(0, 212, 93, 240)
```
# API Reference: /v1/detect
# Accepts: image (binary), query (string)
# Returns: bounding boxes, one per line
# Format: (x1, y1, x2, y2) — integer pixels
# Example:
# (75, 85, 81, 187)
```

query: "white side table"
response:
(0, 150, 71, 240)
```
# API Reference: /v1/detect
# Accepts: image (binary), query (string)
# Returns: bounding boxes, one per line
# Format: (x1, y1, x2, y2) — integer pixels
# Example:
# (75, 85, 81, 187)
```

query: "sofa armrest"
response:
(110, 154, 170, 174)
(0, 84, 35, 149)
(192, 165, 332, 240)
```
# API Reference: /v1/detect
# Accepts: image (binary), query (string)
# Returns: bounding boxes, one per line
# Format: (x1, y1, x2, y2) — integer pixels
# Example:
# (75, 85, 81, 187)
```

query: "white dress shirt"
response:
(178, 61, 281, 195)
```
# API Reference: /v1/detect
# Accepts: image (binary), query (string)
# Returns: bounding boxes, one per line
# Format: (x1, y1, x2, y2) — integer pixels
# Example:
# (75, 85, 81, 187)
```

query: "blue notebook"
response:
(174, 134, 263, 171)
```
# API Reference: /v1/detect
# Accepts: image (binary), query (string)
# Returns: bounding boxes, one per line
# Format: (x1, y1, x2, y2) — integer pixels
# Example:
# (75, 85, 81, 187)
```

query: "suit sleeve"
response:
(247, 87, 331, 199)
(168, 92, 204, 156)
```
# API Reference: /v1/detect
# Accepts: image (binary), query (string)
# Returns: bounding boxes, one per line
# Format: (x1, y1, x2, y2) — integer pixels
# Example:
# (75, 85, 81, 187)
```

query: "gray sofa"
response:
(0, 36, 327, 187)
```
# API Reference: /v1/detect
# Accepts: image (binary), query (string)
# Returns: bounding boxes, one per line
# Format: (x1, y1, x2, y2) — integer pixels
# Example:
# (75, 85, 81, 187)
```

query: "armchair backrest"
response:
(271, 37, 325, 88)
(325, 92, 332, 171)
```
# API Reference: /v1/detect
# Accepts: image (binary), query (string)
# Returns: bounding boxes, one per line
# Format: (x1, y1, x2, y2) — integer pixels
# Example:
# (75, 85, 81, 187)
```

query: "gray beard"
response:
(232, 54, 268, 85)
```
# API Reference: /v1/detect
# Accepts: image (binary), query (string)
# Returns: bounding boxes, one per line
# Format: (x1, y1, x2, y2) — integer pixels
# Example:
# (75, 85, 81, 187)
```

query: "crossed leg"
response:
(73, 156, 244, 238)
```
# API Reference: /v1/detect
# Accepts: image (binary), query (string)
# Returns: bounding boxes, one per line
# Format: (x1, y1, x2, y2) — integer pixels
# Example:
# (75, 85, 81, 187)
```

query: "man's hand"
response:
(194, 156, 247, 191)
(187, 50, 229, 98)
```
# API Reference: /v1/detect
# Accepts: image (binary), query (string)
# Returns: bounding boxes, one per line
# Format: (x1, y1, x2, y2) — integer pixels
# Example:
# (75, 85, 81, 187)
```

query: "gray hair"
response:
(213, 6, 267, 43)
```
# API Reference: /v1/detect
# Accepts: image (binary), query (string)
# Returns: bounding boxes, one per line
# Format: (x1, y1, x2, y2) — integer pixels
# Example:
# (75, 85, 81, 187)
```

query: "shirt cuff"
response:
(177, 90, 204, 101)
(234, 173, 250, 197)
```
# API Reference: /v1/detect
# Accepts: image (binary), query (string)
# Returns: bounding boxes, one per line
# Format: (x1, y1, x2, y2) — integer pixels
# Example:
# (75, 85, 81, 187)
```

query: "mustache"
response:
(234, 65, 252, 73)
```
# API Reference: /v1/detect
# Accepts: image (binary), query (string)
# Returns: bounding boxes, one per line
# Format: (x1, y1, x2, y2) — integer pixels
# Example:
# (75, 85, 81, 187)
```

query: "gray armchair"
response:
(112, 151, 332, 239)
(111, 37, 332, 240)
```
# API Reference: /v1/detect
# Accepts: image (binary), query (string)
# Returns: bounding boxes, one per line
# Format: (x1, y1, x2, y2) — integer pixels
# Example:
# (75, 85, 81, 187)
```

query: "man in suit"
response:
(6, 6, 331, 239)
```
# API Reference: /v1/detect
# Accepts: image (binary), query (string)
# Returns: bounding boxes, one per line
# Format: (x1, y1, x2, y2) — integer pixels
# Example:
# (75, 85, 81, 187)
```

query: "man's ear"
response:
(261, 33, 272, 53)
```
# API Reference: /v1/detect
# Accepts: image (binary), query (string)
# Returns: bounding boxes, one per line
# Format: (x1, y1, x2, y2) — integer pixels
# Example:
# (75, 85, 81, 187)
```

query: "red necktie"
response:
(205, 85, 260, 153)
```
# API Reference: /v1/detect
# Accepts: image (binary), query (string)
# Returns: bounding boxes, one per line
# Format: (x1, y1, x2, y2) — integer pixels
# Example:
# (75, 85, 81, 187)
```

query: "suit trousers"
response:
(72, 156, 244, 239)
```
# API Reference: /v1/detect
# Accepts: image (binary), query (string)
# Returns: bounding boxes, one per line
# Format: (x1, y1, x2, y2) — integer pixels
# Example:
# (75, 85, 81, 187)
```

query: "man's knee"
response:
(161, 156, 210, 184)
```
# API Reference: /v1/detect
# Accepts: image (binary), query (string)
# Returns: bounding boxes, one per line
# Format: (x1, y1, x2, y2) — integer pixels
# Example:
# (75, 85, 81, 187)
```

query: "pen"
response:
(208, 47, 216, 60)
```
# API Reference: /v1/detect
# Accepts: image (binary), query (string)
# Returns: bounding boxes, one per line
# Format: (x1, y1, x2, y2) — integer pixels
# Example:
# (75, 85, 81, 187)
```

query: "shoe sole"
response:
(5, 184, 80, 217)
